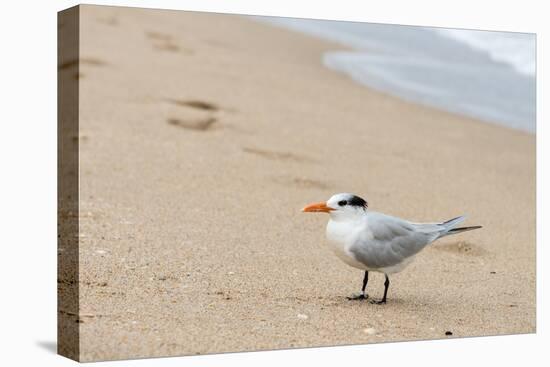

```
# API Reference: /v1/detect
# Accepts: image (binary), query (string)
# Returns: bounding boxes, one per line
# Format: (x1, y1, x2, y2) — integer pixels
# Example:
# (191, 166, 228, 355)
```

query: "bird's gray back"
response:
(349, 212, 440, 269)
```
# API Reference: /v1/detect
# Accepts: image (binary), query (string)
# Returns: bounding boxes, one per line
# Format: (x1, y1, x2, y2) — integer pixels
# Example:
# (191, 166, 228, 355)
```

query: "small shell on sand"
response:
(297, 314, 309, 320)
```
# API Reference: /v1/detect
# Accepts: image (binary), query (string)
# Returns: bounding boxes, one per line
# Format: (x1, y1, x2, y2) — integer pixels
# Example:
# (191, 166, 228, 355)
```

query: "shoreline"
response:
(259, 17, 536, 133)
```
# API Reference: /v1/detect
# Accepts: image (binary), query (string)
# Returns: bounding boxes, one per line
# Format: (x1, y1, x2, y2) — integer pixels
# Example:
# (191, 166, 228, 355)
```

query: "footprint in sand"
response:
(58, 57, 107, 80)
(146, 31, 192, 54)
(167, 117, 217, 131)
(274, 176, 330, 190)
(58, 57, 107, 70)
(166, 99, 223, 131)
(169, 99, 219, 111)
(433, 241, 487, 257)
(242, 147, 316, 164)
(146, 31, 172, 41)
(96, 16, 119, 26)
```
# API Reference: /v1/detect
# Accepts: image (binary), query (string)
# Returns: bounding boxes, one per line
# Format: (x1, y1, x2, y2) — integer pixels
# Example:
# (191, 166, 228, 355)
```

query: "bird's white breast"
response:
(326, 218, 370, 270)
(326, 214, 419, 274)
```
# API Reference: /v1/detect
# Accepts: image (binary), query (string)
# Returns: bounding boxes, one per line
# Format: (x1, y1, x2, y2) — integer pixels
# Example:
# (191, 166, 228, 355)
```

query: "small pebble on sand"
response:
(297, 314, 309, 320)
(363, 328, 377, 335)
(445, 331, 453, 336)
(96, 250, 107, 255)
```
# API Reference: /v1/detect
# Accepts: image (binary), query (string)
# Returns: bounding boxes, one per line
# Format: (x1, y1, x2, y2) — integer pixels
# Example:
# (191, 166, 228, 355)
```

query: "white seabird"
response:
(302, 193, 481, 304)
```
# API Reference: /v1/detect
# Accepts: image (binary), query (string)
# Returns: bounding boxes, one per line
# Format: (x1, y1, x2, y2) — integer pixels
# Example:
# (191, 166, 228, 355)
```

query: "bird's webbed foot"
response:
(347, 293, 368, 301)
(369, 298, 387, 305)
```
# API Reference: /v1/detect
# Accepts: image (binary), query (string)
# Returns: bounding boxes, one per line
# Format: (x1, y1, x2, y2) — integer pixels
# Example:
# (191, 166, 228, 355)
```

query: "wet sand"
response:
(62, 5, 535, 361)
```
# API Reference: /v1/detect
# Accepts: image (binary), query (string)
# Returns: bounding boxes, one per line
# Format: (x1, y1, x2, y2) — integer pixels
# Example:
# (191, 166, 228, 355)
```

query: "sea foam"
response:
(260, 17, 536, 133)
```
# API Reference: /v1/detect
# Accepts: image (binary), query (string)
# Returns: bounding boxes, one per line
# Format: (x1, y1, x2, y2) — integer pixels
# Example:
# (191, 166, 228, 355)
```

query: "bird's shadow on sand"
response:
(36, 340, 57, 354)
(315, 294, 410, 308)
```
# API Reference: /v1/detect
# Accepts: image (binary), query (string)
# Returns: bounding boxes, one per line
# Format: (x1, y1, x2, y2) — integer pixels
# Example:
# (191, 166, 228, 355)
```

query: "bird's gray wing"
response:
(349, 213, 439, 269)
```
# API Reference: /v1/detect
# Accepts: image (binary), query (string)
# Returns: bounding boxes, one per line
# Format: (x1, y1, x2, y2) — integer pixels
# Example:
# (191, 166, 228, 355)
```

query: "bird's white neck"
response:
(328, 209, 368, 224)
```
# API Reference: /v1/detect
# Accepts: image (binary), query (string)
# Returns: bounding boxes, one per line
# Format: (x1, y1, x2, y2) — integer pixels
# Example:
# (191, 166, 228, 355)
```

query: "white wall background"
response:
(0, 1, 546, 366)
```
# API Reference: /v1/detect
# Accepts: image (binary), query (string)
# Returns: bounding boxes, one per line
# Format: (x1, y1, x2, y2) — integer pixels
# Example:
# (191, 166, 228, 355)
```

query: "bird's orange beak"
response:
(302, 201, 333, 213)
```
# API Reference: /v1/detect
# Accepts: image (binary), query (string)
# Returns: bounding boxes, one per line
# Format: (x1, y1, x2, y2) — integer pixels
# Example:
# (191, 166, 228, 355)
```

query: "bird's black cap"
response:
(348, 195, 368, 208)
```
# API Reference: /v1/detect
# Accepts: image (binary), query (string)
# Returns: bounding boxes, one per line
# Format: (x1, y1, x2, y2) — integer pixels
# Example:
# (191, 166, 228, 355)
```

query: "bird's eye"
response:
(338, 200, 347, 206)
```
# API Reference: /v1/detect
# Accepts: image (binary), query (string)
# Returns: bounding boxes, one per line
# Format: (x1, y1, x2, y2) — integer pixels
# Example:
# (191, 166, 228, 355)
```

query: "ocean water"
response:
(260, 17, 536, 133)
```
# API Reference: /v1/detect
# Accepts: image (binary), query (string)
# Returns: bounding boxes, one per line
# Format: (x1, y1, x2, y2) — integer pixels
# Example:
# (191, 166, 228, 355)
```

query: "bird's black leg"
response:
(370, 274, 389, 304)
(362, 271, 369, 294)
(347, 271, 369, 300)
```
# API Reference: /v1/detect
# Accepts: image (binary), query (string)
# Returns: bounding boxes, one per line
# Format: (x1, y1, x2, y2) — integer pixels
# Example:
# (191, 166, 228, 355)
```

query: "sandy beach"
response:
(59, 5, 535, 361)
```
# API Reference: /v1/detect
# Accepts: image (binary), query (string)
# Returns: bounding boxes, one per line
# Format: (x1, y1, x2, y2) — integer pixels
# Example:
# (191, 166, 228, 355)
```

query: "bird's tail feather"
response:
(439, 216, 481, 237)
(446, 226, 483, 235)
(442, 215, 466, 230)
